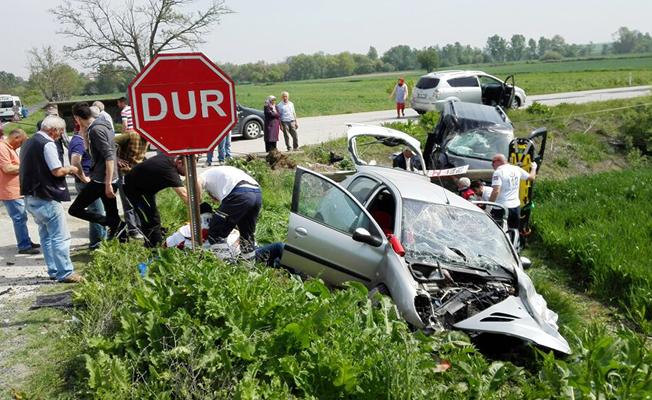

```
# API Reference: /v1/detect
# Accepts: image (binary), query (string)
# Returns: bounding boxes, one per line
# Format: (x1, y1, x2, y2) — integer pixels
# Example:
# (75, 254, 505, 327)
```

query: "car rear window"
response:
(416, 77, 440, 90)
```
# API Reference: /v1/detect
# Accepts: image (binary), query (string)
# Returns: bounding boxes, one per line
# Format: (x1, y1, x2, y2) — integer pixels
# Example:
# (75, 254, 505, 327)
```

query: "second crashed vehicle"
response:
(280, 125, 570, 354)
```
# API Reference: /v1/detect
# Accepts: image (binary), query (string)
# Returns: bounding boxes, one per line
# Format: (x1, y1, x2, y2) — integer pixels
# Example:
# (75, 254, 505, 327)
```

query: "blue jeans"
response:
(206, 133, 232, 164)
(2, 198, 33, 251)
(24, 196, 74, 281)
(74, 181, 106, 248)
(218, 133, 232, 162)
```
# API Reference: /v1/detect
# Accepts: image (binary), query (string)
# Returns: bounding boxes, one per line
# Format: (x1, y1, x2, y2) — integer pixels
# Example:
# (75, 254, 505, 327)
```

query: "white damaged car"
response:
(280, 125, 570, 354)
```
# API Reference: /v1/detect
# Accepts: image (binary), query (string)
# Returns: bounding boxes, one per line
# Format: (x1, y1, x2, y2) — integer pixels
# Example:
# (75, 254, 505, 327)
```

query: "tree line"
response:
(2, 26, 651, 103)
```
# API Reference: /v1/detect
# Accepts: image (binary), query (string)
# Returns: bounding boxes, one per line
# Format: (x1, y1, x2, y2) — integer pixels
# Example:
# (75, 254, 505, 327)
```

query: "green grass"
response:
(2, 110, 45, 136)
(533, 169, 652, 325)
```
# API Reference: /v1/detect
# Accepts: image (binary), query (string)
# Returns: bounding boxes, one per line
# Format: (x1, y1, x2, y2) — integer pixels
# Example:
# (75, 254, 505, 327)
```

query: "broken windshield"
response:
(401, 199, 517, 273)
(446, 129, 512, 161)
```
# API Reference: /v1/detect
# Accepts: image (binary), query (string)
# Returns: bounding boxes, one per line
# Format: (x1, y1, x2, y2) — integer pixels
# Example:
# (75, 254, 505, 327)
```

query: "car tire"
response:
(511, 97, 521, 109)
(415, 109, 426, 115)
(242, 120, 262, 140)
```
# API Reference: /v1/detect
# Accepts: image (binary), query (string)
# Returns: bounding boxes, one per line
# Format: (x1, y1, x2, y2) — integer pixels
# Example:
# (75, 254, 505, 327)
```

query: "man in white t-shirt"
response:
(198, 166, 262, 260)
(276, 91, 299, 151)
(488, 154, 537, 230)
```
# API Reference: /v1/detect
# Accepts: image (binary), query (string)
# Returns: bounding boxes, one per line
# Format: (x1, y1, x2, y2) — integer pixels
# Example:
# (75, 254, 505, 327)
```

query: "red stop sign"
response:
(128, 52, 237, 155)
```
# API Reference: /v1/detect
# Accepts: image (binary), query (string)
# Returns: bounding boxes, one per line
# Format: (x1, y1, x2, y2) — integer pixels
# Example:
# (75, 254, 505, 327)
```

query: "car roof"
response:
(356, 166, 483, 213)
(444, 101, 512, 128)
(419, 70, 486, 79)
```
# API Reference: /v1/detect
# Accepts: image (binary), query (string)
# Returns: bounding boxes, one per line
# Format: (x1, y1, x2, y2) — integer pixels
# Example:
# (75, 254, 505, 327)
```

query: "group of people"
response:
(1, 98, 266, 283)
(456, 153, 537, 230)
(263, 91, 299, 152)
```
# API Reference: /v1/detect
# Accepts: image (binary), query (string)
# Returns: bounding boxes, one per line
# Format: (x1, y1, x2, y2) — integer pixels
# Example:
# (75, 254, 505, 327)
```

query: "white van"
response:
(0, 95, 22, 121)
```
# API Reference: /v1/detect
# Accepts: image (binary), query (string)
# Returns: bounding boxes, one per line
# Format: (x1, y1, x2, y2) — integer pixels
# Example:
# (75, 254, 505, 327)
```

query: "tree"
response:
(509, 34, 526, 61)
(367, 46, 378, 60)
(485, 35, 508, 62)
(416, 47, 439, 72)
(527, 38, 537, 60)
(52, 0, 232, 73)
(0, 71, 24, 92)
(381, 45, 418, 71)
(95, 64, 136, 94)
(27, 46, 84, 101)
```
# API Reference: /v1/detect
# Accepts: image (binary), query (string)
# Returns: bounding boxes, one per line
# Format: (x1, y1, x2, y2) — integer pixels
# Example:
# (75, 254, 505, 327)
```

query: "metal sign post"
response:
(183, 155, 202, 248)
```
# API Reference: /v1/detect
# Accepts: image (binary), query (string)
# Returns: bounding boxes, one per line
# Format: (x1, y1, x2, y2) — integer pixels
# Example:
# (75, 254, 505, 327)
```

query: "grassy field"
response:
(235, 55, 652, 116)
(533, 169, 652, 323)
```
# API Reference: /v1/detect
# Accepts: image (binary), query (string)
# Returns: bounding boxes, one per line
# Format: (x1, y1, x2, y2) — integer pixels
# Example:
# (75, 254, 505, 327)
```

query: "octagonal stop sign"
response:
(128, 52, 237, 155)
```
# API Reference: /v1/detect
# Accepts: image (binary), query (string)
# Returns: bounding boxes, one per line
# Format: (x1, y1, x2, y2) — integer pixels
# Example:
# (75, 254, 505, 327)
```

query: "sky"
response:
(4, 0, 652, 78)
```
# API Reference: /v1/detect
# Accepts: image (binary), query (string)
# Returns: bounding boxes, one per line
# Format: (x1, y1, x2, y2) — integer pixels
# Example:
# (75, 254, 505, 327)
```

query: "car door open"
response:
(281, 167, 387, 286)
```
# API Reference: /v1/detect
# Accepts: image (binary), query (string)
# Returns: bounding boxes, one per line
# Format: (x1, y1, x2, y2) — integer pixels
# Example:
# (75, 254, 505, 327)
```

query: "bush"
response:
(77, 248, 530, 399)
(620, 105, 652, 155)
(540, 51, 563, 62)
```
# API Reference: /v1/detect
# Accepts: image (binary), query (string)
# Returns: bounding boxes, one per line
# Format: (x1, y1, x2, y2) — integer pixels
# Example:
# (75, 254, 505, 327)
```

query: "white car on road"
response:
(411, 70, 526, 113)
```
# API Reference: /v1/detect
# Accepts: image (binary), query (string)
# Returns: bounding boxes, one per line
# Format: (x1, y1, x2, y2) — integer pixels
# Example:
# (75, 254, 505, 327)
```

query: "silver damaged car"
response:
(280, 125, 570, 354)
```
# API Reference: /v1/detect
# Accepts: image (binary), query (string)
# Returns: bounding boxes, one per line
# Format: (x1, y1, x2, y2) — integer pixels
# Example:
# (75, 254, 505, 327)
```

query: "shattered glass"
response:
(445, 128, 512, 161)
(401, 199, 517, 273)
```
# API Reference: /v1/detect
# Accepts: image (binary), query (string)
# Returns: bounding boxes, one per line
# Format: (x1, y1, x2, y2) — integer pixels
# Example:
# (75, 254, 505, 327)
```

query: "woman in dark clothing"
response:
(263, 95, 280, 152)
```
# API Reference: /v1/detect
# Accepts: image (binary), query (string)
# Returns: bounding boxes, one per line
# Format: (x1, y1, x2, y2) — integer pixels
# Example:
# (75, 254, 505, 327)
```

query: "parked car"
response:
(234, 103, 264, 139)
(423, 101, 514, 171)
(0, 94, 22, 121)
(280, 125, 570, 354)
(411, 70, 526, 113)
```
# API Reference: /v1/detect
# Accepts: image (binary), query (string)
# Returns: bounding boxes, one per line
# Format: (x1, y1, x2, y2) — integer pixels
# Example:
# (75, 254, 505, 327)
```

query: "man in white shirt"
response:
(276, 91, 299, 151)
(198, 166, 262, 260)
(488, 154, 536, 230)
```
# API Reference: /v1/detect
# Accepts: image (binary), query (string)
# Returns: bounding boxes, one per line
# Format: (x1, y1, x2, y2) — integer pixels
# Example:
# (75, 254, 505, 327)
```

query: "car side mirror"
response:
(352, 227, 383, 247)
(520, 256, 532, 270)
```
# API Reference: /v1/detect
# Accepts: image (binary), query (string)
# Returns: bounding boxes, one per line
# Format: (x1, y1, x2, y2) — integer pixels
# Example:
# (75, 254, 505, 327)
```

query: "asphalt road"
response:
(228, 85, 652, 155)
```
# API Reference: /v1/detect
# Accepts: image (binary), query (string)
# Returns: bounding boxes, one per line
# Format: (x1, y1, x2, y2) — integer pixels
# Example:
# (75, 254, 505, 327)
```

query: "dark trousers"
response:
(264, 141, 277, 152)
(280, 121, 298, 150)
(491, 206, 521, 230)
(69, 181, 121, 231)
(125, 187, 161, 247)
(208, 188, 262, 254)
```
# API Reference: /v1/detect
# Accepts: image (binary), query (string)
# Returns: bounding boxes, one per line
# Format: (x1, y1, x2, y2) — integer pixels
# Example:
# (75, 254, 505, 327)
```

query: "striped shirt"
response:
(120, 105, 134, 130)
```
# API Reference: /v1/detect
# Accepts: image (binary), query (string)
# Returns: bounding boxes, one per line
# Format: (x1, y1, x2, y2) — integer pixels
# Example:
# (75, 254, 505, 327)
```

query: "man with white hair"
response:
(0, 128, 39, 254)
(277, 91, 299, 151)
(488, 153, 537, 230)
(456, 177, 475, 200)
(92, 101, 115, 133)
(20, 115, 83, 283)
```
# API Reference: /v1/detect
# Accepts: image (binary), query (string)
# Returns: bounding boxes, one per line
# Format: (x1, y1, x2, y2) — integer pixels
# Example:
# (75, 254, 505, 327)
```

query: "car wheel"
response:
(511, 97, 521, 109)
(242, 120, 262, 140)
(415, 109, 426, 115)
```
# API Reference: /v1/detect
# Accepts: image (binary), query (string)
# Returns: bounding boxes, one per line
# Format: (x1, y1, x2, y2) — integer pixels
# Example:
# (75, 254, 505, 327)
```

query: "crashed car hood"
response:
(454, 295, 571, 354)
(454, 265, 571, 354)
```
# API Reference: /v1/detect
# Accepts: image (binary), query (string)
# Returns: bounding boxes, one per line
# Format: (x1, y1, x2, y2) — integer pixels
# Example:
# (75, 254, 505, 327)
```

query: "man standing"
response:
(116, 97, 147, 172)
(117, 97, 133, 132)
(277, 91, 299, 151)
(20, 116, 82, 283)
(389, 78, 408, 118)
(68, 123, 106, 249)
(488, 154, 537, 230)
(68, 103, 124, 239)
(0, 128, 39, 254)
(124, 154, 188, 247)
(92, 101, 115, 133)
(199, 166, 262, 261)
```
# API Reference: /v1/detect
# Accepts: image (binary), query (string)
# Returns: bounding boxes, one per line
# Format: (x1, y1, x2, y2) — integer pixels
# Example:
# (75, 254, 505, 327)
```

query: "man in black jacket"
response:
(68, 102, 124, 239)
(392, 148, 423, 172)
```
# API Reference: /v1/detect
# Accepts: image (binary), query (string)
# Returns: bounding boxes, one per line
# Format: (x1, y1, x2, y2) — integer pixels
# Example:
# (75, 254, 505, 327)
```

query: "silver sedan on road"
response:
(280, 125, 570, 354)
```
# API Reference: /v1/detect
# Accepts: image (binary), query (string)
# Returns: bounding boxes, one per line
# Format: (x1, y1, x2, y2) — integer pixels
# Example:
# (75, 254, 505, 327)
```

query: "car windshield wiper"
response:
(473, 254, 514, 274)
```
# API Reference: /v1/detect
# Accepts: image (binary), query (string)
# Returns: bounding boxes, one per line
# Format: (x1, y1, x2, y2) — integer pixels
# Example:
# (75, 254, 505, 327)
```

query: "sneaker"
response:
(18, 247, 40, 255)
(60, 272, 84, 283)
(31, 242, 41, 249)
